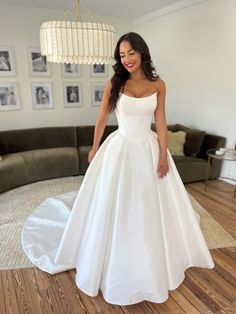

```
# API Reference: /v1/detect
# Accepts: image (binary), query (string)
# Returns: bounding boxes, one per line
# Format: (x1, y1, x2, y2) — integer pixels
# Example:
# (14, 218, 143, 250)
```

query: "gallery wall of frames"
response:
(0, 45, 109, 112)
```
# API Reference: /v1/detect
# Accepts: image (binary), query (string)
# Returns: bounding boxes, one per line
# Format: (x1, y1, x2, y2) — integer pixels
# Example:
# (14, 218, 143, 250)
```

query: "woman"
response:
(22, 32, 214, 306)
(88, 33, 168, 179)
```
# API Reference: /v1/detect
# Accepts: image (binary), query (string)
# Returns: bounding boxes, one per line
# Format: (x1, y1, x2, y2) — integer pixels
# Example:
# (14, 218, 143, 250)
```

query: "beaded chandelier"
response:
(39, 1, 116, 64)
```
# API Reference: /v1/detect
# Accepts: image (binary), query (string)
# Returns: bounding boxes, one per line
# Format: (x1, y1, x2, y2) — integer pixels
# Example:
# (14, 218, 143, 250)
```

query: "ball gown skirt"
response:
(21, 93, 214, 305)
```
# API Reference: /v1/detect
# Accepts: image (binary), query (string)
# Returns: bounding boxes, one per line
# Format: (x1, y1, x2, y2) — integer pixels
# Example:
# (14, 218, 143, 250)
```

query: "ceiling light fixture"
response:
(39, 0, 116, 64)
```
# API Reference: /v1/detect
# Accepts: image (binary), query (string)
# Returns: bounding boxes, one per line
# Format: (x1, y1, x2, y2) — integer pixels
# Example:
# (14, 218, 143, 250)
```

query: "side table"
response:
(205, 148, 236, 199)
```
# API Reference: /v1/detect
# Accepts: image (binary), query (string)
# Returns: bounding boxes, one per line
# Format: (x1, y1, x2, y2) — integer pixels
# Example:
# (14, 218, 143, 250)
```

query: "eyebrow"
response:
(119, 49, 135, 55)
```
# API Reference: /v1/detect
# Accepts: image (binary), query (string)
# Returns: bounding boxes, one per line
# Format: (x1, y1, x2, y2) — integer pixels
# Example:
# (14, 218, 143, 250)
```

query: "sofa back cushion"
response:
(101, 125, 118, 143)
(77, 126, 95, 147)
(0, 133, 7, 155)
(185, 130, 206, 157)
(77, 125, 118, 147)
(0, 127, 77, 154)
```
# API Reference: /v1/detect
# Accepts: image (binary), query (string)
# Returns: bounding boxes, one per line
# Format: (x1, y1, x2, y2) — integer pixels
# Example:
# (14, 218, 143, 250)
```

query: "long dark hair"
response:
(108, 32, 159, 112)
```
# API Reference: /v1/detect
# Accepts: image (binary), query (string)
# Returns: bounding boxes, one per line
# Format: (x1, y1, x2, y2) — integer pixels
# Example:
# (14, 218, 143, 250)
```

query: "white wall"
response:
(134, 0, 236, 179)
(0, 5, 132, 130)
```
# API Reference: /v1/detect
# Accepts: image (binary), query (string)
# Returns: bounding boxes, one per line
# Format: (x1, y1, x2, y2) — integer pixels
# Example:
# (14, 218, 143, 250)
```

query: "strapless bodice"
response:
(115, 93, 157, 142)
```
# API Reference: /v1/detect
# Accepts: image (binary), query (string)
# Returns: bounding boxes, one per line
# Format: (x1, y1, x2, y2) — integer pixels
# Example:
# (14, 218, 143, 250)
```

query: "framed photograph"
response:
(62, 63, 82, 77)
(63, 82, 82, 108)
(0, 46, 16, 76)
(28, 47, 51, 76)
(91, 82, 105, 106)
(31, 82, 53, 109)
(0, 82, 21, 111)
(90, 64, 107, 77)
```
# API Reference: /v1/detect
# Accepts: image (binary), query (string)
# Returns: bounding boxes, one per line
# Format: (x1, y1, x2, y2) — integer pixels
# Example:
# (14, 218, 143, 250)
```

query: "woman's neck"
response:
(129, 70, 146, 81)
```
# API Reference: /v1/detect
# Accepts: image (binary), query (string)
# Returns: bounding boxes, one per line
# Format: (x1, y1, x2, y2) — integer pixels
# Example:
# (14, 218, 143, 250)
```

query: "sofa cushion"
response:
(78, 146, 91, 175)
(172, 155, 210, 183)
(101, 125, 118, 144)
(0, 133, 7, 155)
(168, 131, 186, 156)
(77, 125, 118, 147)
(185, 130, 206, 157)
(0, 147, 79, 193)
(77, 126, 95, 147)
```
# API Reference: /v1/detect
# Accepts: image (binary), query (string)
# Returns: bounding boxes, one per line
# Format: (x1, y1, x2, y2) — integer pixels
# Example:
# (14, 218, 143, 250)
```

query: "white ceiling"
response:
(0, 0, 189, 20)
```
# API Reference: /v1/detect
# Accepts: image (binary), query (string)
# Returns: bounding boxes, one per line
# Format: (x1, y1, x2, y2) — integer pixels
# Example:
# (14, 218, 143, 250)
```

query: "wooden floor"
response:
(0, 180, 236, 314)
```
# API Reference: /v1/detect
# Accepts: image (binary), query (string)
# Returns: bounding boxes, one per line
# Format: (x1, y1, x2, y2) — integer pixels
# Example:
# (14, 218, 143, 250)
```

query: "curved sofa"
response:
(0, 125, 117, 193)
(0, 124, 226, 193)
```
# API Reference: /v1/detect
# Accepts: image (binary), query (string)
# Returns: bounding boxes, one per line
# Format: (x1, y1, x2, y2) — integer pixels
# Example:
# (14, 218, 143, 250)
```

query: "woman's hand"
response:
(157, 156, 169, 178)
(88, 147, 98, 163)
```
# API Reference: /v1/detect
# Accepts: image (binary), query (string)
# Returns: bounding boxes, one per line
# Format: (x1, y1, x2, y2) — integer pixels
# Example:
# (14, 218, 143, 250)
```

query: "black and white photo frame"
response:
(90, 64, 107, 78)
(63, 82, 82, 108)
(0, 82, 21, 111)
(91, 82, 105, 106)
(62, 63, 82, 78)
(0, 46, 16, 76)
(31, 82, 54, 109)
(27, 47, 51, 76)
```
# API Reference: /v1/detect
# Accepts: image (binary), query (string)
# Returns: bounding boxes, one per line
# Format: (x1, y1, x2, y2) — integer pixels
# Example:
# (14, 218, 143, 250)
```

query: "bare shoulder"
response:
(153, 78, 166, 94)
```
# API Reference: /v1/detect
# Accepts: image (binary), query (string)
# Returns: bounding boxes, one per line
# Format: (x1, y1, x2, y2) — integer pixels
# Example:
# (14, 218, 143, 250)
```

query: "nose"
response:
(123, 55, 131, 64)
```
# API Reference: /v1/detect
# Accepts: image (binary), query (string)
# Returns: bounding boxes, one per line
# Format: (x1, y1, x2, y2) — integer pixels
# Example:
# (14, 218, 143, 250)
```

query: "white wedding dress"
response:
(22, 92, 214, 305)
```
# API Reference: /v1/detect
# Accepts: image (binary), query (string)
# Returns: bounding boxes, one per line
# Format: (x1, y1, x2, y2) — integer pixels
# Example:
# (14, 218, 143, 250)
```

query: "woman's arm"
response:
(88, 80, 111, 162)
(154, 79, 169, 177)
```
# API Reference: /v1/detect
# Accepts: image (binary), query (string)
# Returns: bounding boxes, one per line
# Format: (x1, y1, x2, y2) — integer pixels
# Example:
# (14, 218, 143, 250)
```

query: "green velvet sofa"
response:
(164, 123, 226, 183)
(0, 124, 226, 193)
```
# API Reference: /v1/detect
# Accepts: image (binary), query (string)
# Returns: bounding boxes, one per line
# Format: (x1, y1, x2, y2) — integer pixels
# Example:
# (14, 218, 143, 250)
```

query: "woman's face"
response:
(119, 40, 142, 74)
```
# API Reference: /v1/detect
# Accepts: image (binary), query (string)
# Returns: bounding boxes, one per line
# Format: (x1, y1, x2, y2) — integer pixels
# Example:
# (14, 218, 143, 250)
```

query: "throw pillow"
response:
(168, 131, 186, 156)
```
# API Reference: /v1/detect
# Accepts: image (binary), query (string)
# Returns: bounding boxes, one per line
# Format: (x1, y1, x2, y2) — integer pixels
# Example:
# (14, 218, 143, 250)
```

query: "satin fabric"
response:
(22, 93, 214, 305)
